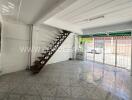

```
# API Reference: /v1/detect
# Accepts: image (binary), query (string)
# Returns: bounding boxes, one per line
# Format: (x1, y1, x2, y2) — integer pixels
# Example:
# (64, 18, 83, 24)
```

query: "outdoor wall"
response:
(1, 20, 30, 74)
(83, 22, 132, 34)
(32, 24, 74, 65)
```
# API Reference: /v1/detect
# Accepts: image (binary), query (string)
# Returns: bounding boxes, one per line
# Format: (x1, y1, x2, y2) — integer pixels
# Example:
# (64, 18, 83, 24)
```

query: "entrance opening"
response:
(80, 31, 131, 71)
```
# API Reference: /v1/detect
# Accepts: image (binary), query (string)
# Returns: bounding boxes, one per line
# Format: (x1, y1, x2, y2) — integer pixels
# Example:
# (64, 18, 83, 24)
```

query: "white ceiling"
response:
(0, 0, 19, 21)
(1, 0, 132, 33)
(19, 0, 66, 24)
(0, 0, 66, 24)
(46, 0, 132, 30)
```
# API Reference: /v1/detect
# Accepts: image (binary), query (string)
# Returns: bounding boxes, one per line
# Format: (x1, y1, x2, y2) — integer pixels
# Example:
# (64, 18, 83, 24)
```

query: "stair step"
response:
(47, 46, 52, 49)
(52, 40, 56, 43)
(30, 65, 35, 70)
(44, 49, 49, 51)
(34, 60, 40, 64)
(30, 65, 39, 72)
(56, 37, 61, 39)
(31, 68, 41, 74)
(38, 57, 44, 60)
(45, 56, 49, 59)
(30, 29, 71, 74)
(40, 60, 45, 64)
(31, 64, 44, 72)
(57, 35, 62, 38)
(62, 30, 70, 33)
(50, 43, 54, 46)
(48, 52, 52, 55)
(51, 48, 56, 52)
(41, 53, 46, 55)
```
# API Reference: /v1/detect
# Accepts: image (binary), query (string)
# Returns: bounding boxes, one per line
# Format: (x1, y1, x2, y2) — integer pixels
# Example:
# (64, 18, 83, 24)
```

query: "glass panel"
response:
(86, 38, 94, 61)
(105, 37, 116, 66)
(117, 36, 131, 70)
(94, 37, 104, 63)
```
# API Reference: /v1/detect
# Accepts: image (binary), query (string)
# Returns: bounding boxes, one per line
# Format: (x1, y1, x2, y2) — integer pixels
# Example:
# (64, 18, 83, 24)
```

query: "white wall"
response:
(1, 20, 30, 74)
(48, 33, 74, 64)
(0, 21, 75, 75)
(31, 24, 74, 65)
(31, 25, 59, 64)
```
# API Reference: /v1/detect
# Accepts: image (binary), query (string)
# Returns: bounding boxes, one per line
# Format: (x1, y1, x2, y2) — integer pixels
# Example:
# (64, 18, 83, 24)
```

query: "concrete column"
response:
(28, 24, 33, 69)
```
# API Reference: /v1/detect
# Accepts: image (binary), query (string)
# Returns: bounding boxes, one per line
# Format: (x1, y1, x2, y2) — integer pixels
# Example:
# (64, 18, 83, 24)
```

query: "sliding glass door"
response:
(86, 38, 94, 61)
(104, 37, 116, 66)
(94, 37, 104, 63)
(116, 36, 131, 70)
(82, 31, 131, 71)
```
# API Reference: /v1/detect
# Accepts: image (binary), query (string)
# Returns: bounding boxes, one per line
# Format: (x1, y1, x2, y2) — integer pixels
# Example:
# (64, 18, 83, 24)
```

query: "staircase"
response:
(30, 30, 71, 74)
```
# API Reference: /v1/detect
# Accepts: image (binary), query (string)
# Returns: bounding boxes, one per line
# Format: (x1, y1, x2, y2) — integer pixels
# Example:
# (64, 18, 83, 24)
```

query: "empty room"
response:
(0, 0, 132, 100)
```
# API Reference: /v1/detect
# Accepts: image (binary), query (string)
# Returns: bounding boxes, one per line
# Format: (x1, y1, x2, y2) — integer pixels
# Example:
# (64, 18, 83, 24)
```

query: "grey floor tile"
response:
(71, 86, 88, 99)
(8, 94, 21, 100)
(38, 84, 57, 97)
(0, 60, 131, 100)
(0, 84, 9, 93)
(55, 97, 73, 100)
(11, 84, 30, 94)
(87, 87, 109, 100)
(41, 96, 55, 100)
(56, 86, 71, 97)
(21, 95, 41, 100)
(0, 92, 8, 100)
(26, 86, 39, 95)
(58, 78, 70, 86)
(70, 79, 82, 87)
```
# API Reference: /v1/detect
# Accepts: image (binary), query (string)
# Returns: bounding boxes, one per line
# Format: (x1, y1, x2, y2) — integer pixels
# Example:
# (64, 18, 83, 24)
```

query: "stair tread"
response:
(41, 53, 46, 55)
(30, 30, 71, 74)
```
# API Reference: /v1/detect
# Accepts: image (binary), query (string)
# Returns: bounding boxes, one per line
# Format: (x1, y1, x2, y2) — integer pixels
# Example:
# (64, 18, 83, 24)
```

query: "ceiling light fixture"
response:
(89, 15, 104, 21)
(74, 15, 105, 23)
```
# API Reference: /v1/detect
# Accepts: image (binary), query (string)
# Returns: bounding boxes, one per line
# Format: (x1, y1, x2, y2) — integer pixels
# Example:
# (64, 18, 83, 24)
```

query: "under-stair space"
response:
(30, 30, 71, 74)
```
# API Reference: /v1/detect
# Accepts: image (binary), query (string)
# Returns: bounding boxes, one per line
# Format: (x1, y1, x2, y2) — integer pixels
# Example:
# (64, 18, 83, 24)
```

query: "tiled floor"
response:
(0, 60, 132, 100)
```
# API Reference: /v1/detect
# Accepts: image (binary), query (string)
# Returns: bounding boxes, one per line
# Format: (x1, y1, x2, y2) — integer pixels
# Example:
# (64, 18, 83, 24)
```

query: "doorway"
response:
(82, 32, 131, 71)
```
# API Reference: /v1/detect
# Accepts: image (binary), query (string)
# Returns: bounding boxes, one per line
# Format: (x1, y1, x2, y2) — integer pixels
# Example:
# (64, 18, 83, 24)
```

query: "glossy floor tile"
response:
(0, 60, 132, 100)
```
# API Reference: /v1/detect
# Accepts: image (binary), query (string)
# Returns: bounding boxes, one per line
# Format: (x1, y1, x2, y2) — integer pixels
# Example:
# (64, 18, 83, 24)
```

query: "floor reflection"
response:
(0, 60, 131, 100)
(81, 61, 131, 100)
